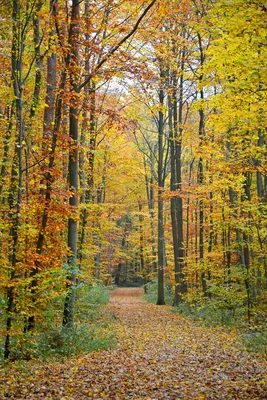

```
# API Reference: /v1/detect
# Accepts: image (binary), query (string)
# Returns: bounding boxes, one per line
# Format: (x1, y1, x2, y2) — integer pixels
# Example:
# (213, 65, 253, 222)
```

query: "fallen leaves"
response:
(1, 287, 267, 399)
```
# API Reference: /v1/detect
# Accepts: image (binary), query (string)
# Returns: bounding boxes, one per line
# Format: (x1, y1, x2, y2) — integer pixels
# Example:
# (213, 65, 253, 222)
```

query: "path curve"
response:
(3, 288, 267, 399)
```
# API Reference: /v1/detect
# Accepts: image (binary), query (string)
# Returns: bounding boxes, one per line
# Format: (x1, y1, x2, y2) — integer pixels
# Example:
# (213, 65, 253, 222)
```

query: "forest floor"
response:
(1, 287, 267, 399)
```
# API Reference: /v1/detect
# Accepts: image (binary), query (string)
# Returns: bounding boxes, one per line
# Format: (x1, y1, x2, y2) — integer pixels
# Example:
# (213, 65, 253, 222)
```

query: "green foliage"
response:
(175, 301, 241, 327)
(119, 281, 144, 288)
(143, 279, 173, 305)
(75, 285, 110, 322)
(38, 286, 115, 359)
(174, 280, 247, 327)
(175, 265, 259, 327)
(62, 262, 80, 277)
(38, 323, 115, 358)
(3, 334, 40, 362)
(2, 288, 267, 399)
(0, 286, 115, 362)
(207, 283, 246, 322)
(242, 326, 267, 354)
(174, 281, 267, 354)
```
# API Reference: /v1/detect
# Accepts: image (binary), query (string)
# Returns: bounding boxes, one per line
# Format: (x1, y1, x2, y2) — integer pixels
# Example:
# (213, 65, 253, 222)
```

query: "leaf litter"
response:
(1, 287, 267, 399)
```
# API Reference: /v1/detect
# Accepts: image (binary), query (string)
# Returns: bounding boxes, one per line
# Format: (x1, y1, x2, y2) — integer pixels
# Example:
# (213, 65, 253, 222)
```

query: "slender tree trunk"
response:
(149, 175, 157, 273)
(4, 0, 23, 358)
(171, 48, 187, 305)
(94, 152, 107, 280)
(22, 1, 43, 332)
(157, 82, 165, 305)
(169, 89, 179, 299)
(30, 1, 43, 118)
(79, 82, 96, 268)
(242, 172, 252, 324)
(25, 1, 60, 332)
(195, 32, 208, 296)
(63, 0, 80, 327)
(198, 123, 205, 293)
(138, 201, 145, 281)
(144, 156, 157, 274)
(207, 160, 213, 292)
(185, 159, 194, 259)
(0, 106, 14, 202)
(79, 0, 94, 269)
(255, 130, 266, 290)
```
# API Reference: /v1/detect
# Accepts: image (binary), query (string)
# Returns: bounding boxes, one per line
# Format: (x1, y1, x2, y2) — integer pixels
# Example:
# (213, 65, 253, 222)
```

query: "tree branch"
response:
(78, 0, 157, 91)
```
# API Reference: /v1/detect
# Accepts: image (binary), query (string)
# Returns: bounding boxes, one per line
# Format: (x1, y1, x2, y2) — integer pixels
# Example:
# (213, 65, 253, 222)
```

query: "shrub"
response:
(242, 326, 267, 354)
(144, 279, 173, 305)
(0, 285, 115, 362)
(37, 285, 114, 359)
(38, 323, 116, 358)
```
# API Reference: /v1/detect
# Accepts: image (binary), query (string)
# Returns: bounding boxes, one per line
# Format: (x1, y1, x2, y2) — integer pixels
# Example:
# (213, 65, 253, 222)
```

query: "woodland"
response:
(0, 0, 267, 397)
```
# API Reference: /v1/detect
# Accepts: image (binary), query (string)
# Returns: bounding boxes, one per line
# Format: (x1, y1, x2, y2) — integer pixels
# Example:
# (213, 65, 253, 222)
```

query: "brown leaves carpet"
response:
(1, 288, 267, 399)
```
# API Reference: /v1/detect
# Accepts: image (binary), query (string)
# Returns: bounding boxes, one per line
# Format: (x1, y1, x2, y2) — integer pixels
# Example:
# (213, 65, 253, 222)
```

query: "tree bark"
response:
(157, 81, 165, 305)
(63, 0, 80, 327)
(25, 0, 60, 332)
(4, 0, 24, 359)
(171, 46, 187, 305)
(197, 32, 207, 296)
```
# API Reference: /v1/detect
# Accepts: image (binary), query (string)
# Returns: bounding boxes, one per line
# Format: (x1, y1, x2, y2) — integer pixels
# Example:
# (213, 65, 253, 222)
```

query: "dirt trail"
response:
(2, 288, 267, 399)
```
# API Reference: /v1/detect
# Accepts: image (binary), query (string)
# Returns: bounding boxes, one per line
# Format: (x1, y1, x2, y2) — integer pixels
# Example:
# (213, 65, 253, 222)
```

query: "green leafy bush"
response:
(75, 285, 110, 322)
(242, 326, 267, 354)
(144, 279, 173, 305)
(37, 285, 114, 358)
(38, 323, 115, 358)
(1, 286, 115, 362)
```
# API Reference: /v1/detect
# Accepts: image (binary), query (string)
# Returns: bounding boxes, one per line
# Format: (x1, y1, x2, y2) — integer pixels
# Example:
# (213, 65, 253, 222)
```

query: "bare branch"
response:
(78, 0, 157, 91)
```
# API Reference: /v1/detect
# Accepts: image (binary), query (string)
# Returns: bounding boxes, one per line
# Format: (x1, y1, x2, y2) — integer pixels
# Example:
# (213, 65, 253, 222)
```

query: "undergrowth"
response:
(144, 281, 267, 354)
(143, 279, 173, 305)
(1, 286, 116, 363)
(176, 303, 267, 355)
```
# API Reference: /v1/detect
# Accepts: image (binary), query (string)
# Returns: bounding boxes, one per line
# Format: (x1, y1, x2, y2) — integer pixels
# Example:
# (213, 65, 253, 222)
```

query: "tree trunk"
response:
(4, 0, 23, 358)
(25, 1, 60, 332)
(144, 156, 157, 274)
(172, 50, 187, 305)
(157, 83, 165, 305)
(63, 0, 80, 327)
(79, 82, 96, 268)
(242, 172, 252, 324)
(138, 201, 145, 281)
(30, 1, 43, 118)
(197, 30, 207, 296)
(0, 105, 14, 202)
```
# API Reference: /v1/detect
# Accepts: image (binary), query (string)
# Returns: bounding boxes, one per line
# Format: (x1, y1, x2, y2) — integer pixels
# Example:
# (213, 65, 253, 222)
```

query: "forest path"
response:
(3, 287, 267, 399)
